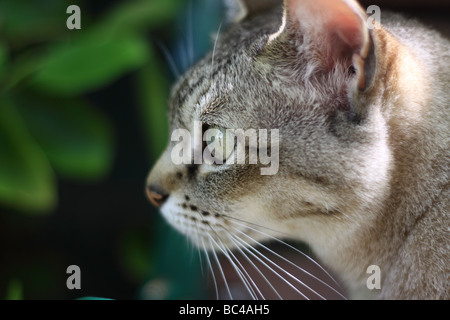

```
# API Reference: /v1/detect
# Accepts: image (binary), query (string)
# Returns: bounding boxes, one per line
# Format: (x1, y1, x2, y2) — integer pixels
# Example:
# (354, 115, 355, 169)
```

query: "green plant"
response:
(0, 0, 181, 214)
(0, 0, 223, 300)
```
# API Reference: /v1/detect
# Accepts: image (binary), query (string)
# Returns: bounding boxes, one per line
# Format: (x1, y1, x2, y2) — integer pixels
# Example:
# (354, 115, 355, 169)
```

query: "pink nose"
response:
(146, 187, 168, 208)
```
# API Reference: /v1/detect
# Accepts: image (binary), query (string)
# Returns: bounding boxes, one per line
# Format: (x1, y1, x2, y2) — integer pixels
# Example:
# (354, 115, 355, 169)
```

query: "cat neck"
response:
(308, 24, 449, 299)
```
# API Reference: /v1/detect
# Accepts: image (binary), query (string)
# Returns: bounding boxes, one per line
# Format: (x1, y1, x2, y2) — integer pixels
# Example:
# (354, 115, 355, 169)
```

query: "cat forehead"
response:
(169, 53, 334, 129)
(168, 7, 282, 103)
(168, 4, 346, 127)
(169, 51, 258, 124)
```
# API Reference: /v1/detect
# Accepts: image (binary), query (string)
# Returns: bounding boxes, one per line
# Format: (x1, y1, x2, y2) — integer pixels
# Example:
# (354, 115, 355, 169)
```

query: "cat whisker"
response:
(192, 219, 205, 276)
(228, 231, 311, 300)
(187, 0, 195, 66)
(221, 214, 344, 292)
(197, 243, 205, 277)
(208, 233, 260, 300)
(211, 21, 223, 79)
(177, 40, 190, 73)
(185, 217, 198, 264)
(208, 236, 233, 300)
(230, 225, 345, 300)
(188, 207, 343, 299)
(230, 218, 346, 298)
(190, 207, 264, 300)
(155, 40, 181, 79)
(200, 236, 219, 300)
(223, 247, 262, 300)
(224, 230, 283, 300)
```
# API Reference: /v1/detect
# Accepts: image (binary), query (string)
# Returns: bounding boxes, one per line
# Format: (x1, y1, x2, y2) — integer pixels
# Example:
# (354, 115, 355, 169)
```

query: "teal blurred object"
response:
(77, 297, 114, 300)
(141, 221, 207, 299)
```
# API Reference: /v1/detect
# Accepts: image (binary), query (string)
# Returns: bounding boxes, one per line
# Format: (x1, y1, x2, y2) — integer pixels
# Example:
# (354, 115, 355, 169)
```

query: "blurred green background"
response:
(0, 0, 223, 300)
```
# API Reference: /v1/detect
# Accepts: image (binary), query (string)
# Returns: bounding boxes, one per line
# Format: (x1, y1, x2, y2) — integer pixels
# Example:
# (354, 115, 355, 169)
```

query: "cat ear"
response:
(225, 0, 281, 22)
(269, 0, 371, 91)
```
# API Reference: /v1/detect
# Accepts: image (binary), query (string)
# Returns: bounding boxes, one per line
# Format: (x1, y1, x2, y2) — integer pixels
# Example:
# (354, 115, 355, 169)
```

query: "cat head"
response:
(146, 0, 391, 251)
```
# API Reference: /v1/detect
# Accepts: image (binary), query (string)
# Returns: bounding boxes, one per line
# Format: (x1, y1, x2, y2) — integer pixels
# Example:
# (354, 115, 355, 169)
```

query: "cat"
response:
(146, 0, 449, 299)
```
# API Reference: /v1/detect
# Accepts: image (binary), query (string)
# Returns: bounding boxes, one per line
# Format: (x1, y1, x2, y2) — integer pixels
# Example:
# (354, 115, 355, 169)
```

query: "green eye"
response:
(205, 126, 235, 163)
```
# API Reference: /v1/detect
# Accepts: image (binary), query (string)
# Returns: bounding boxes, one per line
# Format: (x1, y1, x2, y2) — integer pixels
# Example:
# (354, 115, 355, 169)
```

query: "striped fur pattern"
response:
(147, 0, 449, 299)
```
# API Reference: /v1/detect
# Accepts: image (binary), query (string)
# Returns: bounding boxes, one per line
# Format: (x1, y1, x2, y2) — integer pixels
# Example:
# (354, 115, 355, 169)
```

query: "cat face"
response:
(146, 0, 392, 252)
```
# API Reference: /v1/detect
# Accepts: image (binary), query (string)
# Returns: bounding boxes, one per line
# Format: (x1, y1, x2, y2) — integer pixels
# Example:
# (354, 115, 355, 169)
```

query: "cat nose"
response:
(146, 185, 169, 208)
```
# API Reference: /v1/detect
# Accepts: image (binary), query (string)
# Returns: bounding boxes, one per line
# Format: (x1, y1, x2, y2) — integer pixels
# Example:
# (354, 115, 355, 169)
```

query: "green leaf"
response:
(119, 226, 153, 284)
(5, 279, 23, 300)
(14, 93, 114, 182)
(0, 43, 44, 93)
(0, 97, 57, 213)
(137, 45, 170, 159)
(0, 0, 70, 45)
(31, 33, 149, 96)
(0, 43, 7, 76)
(101, 0, 183, 34)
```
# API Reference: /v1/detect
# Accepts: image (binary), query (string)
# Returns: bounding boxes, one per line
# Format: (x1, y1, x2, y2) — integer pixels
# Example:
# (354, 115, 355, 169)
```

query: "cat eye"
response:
(204, 126, 236, 164)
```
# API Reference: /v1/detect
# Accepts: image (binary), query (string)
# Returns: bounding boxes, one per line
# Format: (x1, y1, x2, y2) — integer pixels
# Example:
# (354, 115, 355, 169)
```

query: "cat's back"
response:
(376, 11, 449, 300)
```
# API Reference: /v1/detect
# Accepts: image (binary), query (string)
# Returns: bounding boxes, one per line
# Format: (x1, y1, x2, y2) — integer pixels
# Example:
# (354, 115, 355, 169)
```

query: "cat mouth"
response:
(159, 195, 262, 251)
(157, 195, 346, 300)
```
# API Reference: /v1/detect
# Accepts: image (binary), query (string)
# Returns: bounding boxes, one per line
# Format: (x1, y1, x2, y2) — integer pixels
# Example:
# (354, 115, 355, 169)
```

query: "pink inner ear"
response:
(286, 0, 368, 68)
(330, 14, 366, 54)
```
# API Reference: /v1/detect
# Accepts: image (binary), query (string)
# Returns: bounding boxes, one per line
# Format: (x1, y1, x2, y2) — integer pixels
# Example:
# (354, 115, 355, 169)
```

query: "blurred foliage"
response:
(6, 279, 23, 300)
(0, 0, 224, 300)
(0, 0, 186, 214)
